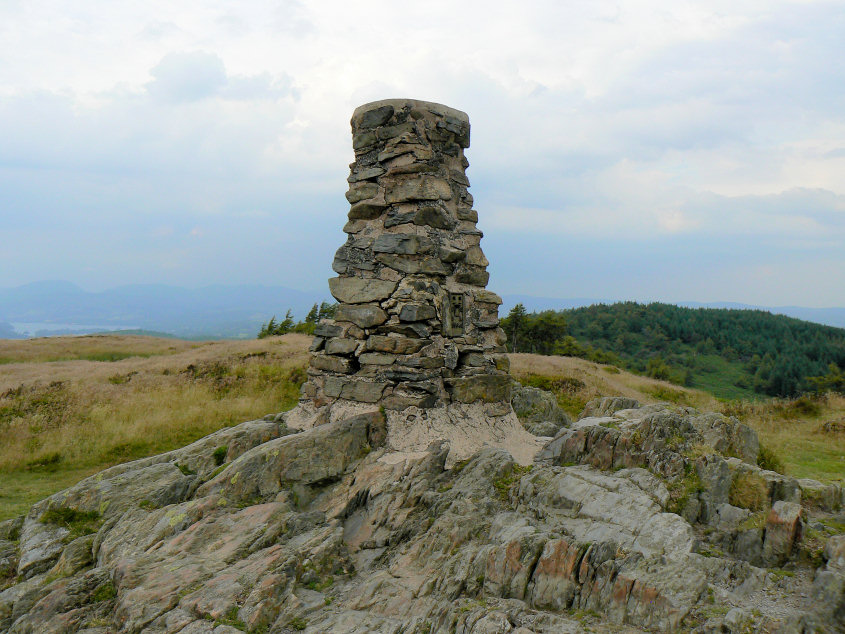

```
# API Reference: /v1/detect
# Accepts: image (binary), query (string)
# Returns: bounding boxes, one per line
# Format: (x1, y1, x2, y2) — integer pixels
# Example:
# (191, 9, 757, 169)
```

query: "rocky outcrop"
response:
(510, 385, 571, 437)
(0, 399, 840, 633)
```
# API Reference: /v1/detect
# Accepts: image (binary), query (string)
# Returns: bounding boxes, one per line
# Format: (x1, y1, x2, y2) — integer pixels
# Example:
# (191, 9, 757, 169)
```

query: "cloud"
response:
(147, 51, 227, 103)
(0, 0, 844, 305)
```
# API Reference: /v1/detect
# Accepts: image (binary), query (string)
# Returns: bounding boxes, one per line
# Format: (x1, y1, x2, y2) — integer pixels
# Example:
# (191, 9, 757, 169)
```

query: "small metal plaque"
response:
(444, 291, 465, 336)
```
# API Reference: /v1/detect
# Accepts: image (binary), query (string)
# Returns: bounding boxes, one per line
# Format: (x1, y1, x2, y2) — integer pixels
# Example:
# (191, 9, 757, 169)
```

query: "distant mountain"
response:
(0, 321, 23, 339)
(0, 281, 326, 339)
(1, 282, 843, 340)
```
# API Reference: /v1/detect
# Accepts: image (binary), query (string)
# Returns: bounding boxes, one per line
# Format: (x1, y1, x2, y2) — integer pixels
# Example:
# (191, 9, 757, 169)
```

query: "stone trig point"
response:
(292, 99, 538, 463)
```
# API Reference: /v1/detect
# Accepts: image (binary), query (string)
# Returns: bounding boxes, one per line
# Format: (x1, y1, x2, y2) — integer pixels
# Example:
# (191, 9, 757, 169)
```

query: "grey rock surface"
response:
(511, 385, 571, 437)
(0, 401, 836, 633)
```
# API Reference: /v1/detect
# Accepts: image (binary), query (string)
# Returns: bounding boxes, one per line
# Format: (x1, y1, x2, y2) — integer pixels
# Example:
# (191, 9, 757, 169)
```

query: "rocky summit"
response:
(1, 101, 844, 633)
(2, 397, 844, 633)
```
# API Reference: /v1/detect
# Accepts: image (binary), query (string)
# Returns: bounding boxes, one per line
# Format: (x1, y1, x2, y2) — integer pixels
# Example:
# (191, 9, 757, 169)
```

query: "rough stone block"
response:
(439, 246, 466, 263)
(762, 500, 803, 566)
(335, 303, 388, 328)
(372, 233, 433, 255)
(384, 176, 452, 203)
(365, 335, 430, 355)
(420, 258, 450, 275)
(325, 338, 359, 355)
(382, 392, 439, 410)
(377, 122, 415, 141)
(323, 376, 388, 403)
(399, 303, 437, 322)
(329, 277, 398, 304)
(455, 266, 490, 286)
(352, 130, 377, 150)
(345, 182, 379, 204)
(313, 323, 343, 338)
(358, 353, 396, 366)
(348, 200, 388, 220)
(446, 375, 512, 403)
(414, 205, 456, 229)
(464, 245, 489, 267)
(310, 354, 355, 374)
(375, 253, 421, 274)
(475, 290, 503, 305)
(357, 104, 394, 129)
(384, 209, 416, 228)
(348, 166, 385, 183)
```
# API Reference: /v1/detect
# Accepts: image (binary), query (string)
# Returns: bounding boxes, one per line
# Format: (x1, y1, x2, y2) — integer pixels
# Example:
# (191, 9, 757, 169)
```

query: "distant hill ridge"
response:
(1, 281, 844, 340)
(502, 301, 845, 399)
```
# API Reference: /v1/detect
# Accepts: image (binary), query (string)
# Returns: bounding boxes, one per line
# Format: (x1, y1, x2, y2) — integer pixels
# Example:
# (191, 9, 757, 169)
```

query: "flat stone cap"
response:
(352, 98, 469, 126)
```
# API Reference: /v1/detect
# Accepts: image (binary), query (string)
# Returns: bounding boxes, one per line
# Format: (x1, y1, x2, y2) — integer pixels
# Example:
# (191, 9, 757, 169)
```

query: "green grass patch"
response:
(757, 444, 785, 473)
(213, 606, 246, 631)
(90, 581, 117, 602)
(666, 468, 703, 515)
(738, 511, 767, 532)
(492, 464, 532, 500)
(40, 507, 101, 540)
(645, 385, 695, 406)
(212, 446, 228, 466)
(517, 373, 588, 417)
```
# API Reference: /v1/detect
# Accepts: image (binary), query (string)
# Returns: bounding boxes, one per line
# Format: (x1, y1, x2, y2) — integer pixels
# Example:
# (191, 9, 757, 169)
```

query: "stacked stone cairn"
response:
(301, 99, 512, 414)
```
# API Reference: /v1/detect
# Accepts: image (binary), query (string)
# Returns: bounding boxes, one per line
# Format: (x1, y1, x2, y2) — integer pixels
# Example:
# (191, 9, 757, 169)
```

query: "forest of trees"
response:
(501, 302, 845, 399)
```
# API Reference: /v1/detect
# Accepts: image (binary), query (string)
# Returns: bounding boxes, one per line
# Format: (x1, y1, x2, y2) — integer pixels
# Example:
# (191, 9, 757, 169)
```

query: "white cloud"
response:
(147, 51, 227, 103)
(0, 0, 844, 304)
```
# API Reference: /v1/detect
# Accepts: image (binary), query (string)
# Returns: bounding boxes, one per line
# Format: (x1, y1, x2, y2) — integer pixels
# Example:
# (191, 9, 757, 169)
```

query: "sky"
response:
(1, 0, 844, 307)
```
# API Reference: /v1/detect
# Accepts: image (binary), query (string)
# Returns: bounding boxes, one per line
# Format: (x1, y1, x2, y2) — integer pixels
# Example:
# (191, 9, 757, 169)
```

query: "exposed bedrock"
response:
(1, 401, 842, 633)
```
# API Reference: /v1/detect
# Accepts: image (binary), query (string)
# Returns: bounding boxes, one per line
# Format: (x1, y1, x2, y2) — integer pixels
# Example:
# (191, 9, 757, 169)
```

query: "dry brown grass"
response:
(0, 333, 311, 520)
(0, 334, 200, 364)
(729, 471, 769, 511)
(727, 393, 845, 482)
(509, 353, 719, 414)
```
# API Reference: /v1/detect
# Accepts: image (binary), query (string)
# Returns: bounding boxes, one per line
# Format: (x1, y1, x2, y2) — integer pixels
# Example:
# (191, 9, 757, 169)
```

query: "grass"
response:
(40, 507, 101, 540)
(509, 353, 718, 415)
(2, 335, 842, 521)
(0, 334, 200, 364)
(729, 472, 769, 511)
(721, 393, 845, 482)
(0, 333, 310, 520)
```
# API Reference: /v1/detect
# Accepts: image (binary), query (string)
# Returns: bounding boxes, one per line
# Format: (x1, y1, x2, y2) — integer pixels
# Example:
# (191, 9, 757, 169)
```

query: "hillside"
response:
(1, 335, 844, 631)
(1, 333, 842, 522)
(503, 302, 845, 400)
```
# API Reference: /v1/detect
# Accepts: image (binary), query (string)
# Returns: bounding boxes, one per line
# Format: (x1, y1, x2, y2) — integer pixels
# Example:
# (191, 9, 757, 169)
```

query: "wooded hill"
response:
(500, 302, 845, 399)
